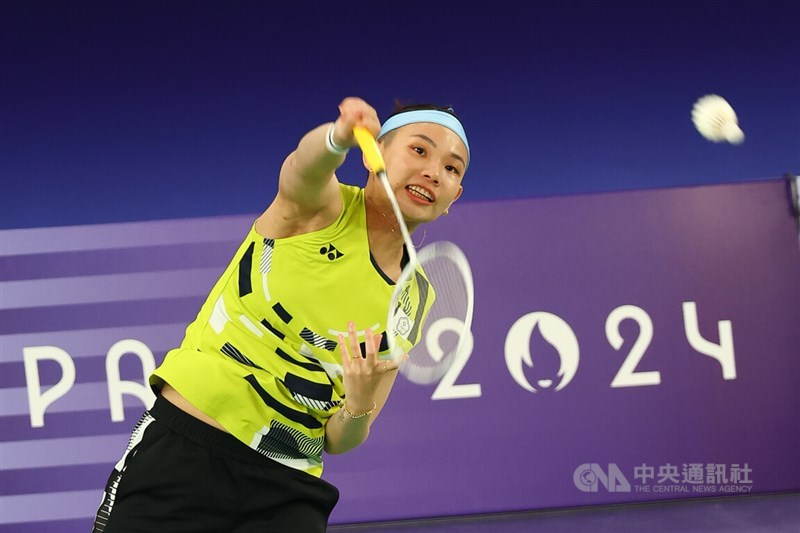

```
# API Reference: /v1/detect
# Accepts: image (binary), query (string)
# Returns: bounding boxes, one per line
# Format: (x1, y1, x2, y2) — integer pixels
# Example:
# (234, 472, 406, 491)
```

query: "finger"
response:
(362, 111, 381, 138)
(336, 100, 363, 144)
(341, 99, 379, 137)
(359, 109, 381, 138)
(391, 351, 409, 366)
(382, 357, 404, 373)
(347, 321, 363, 359)
(362, 327, 379, 366)
(338, 333, 353, 368)
(370, 331, 384, 365)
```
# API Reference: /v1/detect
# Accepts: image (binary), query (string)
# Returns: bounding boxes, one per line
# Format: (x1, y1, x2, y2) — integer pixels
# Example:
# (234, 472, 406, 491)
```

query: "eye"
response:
(445, 164, 462, 177)
(412, 145, 426, 156)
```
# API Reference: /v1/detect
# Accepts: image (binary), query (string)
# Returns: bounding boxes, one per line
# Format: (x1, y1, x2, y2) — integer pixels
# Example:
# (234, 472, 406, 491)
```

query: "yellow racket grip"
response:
(353, 126, 386, 173)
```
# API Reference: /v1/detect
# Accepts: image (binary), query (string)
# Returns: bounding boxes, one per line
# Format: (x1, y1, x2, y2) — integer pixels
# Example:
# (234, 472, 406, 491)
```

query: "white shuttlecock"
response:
(691, 94, 744, 144)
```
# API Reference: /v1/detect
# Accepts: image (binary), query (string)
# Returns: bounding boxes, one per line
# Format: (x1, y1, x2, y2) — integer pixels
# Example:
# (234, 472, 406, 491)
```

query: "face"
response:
(378, 122, 467, 224)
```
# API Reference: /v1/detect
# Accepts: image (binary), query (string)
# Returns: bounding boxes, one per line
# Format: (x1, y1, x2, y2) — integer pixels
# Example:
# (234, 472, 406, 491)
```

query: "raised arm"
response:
(256, 97, 380, 238)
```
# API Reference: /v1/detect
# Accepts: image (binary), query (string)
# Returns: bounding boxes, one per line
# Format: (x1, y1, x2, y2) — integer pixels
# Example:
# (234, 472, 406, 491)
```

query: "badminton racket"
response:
(353, 126, 474, 384)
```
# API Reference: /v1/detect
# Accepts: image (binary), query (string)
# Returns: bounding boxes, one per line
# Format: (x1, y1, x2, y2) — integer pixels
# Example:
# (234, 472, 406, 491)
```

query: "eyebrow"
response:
(411, 134, 467, 168)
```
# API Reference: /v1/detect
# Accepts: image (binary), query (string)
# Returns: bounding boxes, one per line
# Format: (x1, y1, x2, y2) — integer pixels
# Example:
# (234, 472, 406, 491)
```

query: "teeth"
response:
(407, 185, 432, 202)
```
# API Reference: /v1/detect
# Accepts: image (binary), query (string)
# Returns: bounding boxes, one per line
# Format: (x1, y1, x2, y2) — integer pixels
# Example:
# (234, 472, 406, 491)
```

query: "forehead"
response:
(393, 122, 469, 160)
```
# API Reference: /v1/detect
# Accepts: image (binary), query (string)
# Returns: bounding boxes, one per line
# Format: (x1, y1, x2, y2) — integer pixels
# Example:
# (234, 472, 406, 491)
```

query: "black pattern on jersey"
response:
(297, 348, 341, 385)
(300, 328, 337, 351)
(239, 241, 255, 297)
(244, 374, 322, 429)
(359, 334, 390, 357)
(275, 347, 326, 373)
(260, 238, 275, 274)
(260, 318, 286, 340)
(283, 372, 336, 411)
(272, 302, 293, 324)
(221, 342, 263, 369)
(407, 270, 431, 345)
(254, 420, 324, 461)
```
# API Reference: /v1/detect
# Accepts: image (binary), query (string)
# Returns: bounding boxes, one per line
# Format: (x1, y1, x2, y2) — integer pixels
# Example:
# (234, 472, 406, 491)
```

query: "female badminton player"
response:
(92, 97, 470, 532)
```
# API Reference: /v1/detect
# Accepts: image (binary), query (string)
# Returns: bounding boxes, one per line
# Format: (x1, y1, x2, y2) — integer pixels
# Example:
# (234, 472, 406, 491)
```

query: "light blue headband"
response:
(378, 110, 470, 166)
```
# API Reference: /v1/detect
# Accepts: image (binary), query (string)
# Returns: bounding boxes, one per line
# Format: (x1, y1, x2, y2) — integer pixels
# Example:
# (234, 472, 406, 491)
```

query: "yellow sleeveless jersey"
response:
(151, 184, 431, 477)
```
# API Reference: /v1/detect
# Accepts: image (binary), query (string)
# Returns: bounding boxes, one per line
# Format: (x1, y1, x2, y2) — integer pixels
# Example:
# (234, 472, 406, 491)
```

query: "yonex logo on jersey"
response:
(319, 244, 343, 261)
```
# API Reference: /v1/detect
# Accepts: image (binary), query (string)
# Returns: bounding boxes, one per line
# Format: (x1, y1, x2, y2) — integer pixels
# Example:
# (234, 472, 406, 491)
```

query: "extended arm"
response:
(256, 97, 380, 238)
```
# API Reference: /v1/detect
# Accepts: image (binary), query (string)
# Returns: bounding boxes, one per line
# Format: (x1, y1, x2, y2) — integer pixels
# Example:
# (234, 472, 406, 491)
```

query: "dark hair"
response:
(387, 99, 460, 120)
(380, 100, 462, 147)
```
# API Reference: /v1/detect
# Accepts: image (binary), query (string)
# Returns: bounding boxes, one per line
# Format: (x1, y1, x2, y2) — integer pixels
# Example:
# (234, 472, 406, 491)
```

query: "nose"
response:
(422, 165, 440, 184)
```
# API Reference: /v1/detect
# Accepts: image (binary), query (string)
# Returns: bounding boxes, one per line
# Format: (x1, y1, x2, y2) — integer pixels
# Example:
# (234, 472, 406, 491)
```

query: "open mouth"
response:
(406, 185, 434, 203)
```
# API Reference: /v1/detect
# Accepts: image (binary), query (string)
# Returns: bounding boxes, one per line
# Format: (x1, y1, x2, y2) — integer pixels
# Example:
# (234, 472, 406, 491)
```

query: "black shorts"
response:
(92, 396, 339, 532)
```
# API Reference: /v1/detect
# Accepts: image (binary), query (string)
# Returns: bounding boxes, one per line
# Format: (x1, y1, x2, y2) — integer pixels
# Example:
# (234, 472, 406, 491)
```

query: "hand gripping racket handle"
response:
(353, 126, 386, 174)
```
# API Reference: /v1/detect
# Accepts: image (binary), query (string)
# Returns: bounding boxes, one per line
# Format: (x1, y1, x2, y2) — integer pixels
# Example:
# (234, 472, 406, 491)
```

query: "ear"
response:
(451, 185, 463, 204)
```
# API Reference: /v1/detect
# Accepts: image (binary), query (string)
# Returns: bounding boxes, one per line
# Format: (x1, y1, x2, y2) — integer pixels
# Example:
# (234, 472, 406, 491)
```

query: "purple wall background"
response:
(3, 2, 798, 529)
(2, 0, 799, 230)
(2, 177, 799, 530)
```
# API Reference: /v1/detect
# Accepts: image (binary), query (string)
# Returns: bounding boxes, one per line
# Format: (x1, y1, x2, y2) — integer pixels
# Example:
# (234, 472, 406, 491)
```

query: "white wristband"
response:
(325, 123, 349, 155)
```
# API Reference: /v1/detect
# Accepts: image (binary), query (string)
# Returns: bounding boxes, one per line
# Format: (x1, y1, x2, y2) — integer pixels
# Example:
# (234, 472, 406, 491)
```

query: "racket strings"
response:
(400, 253, 472, 383)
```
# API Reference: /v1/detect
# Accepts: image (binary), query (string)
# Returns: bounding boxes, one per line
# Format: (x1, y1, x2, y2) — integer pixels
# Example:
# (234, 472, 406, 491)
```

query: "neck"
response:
(365, 189, 404, 239)
(364, 177, 421, 233)
(364, 186, 411, 279)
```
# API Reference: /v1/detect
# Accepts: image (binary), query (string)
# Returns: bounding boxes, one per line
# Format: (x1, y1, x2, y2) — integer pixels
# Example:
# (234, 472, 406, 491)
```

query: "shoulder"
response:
(339, 182, 363, 207)
(256, 182, 364, 239)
